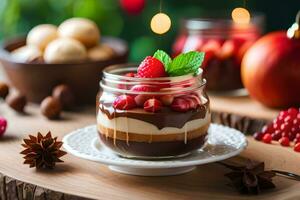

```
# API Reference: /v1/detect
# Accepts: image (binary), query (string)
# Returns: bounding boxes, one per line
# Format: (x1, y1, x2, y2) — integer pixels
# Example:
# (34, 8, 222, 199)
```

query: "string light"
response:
(150, 12, 171, 34)
(232, 7, 250, 24)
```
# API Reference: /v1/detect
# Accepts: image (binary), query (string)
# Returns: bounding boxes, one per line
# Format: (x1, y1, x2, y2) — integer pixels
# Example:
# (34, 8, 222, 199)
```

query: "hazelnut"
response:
(44, 38, 87, 64)
(52, 84, 75, 110)
(41, 96, 62, 120)
(58, 18, 100, 48)
(11, 45, 43, 63)
(6, 93, 27, 113)
(87, 44, 116, 61)
(0, 82, 9, 99)
(26, 24, 58, 51)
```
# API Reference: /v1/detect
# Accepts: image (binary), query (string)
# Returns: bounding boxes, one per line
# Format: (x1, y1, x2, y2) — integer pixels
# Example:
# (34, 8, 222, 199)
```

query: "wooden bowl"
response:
(0, 36, 128, 104)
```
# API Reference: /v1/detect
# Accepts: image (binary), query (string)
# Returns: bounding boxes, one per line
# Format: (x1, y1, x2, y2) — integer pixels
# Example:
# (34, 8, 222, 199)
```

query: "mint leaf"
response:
(167, 51, 205, 76)
(153, 50, 172, 71)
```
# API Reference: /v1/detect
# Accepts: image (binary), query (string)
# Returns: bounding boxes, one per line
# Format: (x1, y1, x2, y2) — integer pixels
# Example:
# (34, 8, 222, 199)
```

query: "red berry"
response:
(271, 132, 282, 141)
(253, 132, 264, 141)
(131, 85, 160, 93)
(183, 97, 198, 110)
(293, 137, 300, 144)
(113, 95, 136, 110)
(294, 143, 300, 152)
(137, 56, 167, 78)
(131, 85, 160, 106)
(262, 133, 272, 144)
(288, 108, 298, 116)
(279, 137, 290, 147)
(0, 117, 7, 137)
(160, 95, 174, 106)
(143, 98, 162, 112)
(124, 72, 136, 77)
(171, 98, 190, 112)
(120, 0, 145, 15)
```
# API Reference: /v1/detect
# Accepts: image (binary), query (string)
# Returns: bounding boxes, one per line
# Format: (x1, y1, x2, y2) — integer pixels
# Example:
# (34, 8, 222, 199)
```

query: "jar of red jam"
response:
(97, 64, 210, 159)
(172, 14, 264, 91)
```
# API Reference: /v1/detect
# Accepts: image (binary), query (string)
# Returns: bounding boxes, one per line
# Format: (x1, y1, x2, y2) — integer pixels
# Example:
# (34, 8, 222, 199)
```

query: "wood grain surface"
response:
(0, 95, 299, 200)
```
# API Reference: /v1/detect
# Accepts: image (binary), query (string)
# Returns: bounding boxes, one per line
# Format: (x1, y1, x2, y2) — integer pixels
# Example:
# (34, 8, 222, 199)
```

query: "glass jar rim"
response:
(102, 63, 203, 81)
(100, 64, 206, 95)
(182, 12, 265, 31)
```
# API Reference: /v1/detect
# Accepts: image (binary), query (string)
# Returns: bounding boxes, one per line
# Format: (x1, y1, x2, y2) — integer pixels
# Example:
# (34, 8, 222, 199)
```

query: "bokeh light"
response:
(150, 13, 171, 34)
(232, 7, 250, 24)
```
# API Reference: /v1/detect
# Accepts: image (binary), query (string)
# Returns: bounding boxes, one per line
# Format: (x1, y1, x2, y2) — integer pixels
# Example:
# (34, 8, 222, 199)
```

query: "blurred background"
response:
(0, 0, 299, 62)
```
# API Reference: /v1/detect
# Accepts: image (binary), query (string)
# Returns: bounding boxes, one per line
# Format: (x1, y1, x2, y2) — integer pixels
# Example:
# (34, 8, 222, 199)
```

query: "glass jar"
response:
(97, 64, 211, 159)
(172, 14, 264, 91)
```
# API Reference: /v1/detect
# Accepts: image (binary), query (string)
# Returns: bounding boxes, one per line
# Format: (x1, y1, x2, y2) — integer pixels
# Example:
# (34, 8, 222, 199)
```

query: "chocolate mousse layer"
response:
(99, 133, 207, 158)
(97, 123, 209, 158)
(99, 101, 209, 129)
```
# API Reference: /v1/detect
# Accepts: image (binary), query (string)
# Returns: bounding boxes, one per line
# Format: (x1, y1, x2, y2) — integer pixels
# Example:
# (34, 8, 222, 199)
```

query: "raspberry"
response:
(143, 98, 162, 112)
(131, 85, 160, 106)
(131, 85, 160, 93)
(171, 98, 190, 112)
(113, 95, 136, 110)
(0, 117, 7, 137)
(124, 72, 136, 77)
(137, 56, 167, 78)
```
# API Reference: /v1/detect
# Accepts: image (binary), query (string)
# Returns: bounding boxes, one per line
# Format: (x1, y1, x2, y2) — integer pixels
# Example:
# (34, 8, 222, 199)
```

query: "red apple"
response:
(241, 31, 300, 108)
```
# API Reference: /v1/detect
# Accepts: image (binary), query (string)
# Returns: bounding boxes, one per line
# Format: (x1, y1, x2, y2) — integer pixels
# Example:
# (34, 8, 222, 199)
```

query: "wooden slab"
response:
(210, 95, 279, 120)
(0, 99, 300, 199)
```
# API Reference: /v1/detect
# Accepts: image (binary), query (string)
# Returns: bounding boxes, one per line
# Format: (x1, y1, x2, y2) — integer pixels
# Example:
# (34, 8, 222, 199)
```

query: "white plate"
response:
(63, 124, 247, 176)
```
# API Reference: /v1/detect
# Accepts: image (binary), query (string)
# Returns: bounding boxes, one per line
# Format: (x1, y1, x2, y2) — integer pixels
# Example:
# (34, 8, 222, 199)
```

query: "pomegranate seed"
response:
(293, 138, 300, 144)
(296, 133, 300, 139)
(289, 132, 296, 140)
(271, 132, 282, 141)
(253, 132, 264, 141)
(294, 143, 300, 152)
(262, 134, 272, 144)
(281, 132, 289, 138)
(279, 137, 290, 147)
(143, 98, 162, 112)
(113, 95, 136, 110)
(288, 108, 298, 116)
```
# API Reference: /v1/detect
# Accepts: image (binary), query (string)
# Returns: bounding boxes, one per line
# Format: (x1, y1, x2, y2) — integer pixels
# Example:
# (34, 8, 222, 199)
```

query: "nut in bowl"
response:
(97, 50, 211, 159)
(0, 17, 128, 104)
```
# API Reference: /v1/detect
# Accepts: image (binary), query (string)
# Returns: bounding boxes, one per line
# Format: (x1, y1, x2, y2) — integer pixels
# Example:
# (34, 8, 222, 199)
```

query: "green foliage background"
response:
(0, 0, 299, 61)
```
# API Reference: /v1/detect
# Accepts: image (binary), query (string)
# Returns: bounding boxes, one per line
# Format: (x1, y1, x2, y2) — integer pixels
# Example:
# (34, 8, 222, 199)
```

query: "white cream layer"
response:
(97, 111, 211, 135)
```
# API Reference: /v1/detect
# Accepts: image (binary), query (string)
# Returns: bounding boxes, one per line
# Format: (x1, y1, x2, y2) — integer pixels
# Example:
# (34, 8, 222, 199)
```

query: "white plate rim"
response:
(63, 124, 248, 169)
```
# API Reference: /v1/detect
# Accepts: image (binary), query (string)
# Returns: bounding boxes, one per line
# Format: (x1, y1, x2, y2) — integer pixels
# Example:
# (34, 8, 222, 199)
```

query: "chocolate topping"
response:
(98, 101, 210, 129)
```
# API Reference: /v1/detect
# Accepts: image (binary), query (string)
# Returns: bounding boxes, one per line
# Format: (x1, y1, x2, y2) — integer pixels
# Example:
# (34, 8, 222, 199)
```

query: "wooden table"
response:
(0, 95, 299, 200)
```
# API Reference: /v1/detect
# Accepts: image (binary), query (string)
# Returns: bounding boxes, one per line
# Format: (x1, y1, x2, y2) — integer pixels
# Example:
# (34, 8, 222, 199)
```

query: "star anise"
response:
(21, 132, 67, 169)
(221, 160, 276, 194)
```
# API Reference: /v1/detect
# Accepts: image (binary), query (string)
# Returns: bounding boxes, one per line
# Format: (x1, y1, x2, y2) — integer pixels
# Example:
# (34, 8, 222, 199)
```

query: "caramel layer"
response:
(98, 123, 210, 142)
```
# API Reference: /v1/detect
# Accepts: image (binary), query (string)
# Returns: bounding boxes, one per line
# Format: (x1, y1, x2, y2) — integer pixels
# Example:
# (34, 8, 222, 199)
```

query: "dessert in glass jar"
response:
(172, 14, 264, 91)
(97, 50, 211, 159)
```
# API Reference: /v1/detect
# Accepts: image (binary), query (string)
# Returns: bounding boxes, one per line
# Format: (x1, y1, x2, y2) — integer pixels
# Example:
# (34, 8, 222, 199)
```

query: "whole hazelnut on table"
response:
(58, 18, 100, 48)
(0, 82, 9, 99)
(44, 38, 87, 64)
(6, 93, 27, 113)
(41, 96, 62, 120)
(52, 84, 75, 110)
(26, 24, 58, 51)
